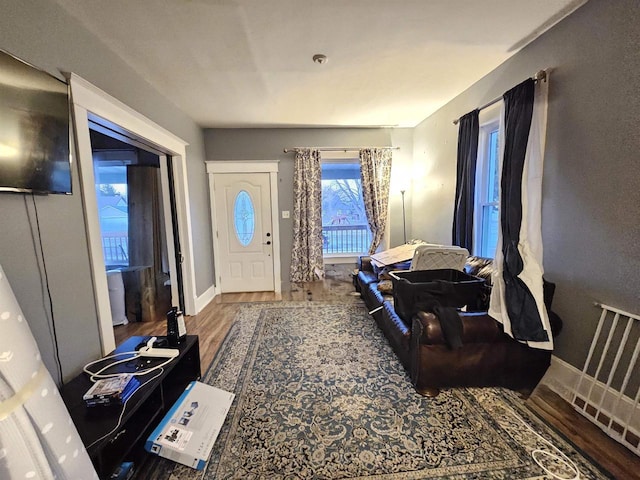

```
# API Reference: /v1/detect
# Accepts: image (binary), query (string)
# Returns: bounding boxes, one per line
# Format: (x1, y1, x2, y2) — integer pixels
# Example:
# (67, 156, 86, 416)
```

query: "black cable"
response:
(26, 194, 64, 384)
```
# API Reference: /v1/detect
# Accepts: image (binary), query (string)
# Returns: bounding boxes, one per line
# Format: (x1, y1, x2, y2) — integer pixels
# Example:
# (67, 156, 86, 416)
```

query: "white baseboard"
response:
(539, 355, 579, 401)
(194, 284, 216, 314)
(541, 355, 640, 443)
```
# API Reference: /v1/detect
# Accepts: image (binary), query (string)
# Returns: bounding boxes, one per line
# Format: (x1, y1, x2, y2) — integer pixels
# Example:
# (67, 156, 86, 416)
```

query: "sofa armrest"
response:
(412, 311, 504, 346)
(409, 310, 551, 397)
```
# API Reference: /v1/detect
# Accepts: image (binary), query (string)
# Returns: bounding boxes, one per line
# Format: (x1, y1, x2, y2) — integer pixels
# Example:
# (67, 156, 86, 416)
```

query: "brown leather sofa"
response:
(355, 256, 559, 397)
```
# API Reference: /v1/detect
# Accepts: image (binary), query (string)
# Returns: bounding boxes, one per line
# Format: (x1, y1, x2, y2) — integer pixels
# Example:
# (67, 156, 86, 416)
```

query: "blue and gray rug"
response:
(142, 302, 610, 479)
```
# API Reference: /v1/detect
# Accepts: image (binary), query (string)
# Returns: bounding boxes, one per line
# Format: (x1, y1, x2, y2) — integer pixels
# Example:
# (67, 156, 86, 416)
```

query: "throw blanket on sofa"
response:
(410, 299, 463, 350)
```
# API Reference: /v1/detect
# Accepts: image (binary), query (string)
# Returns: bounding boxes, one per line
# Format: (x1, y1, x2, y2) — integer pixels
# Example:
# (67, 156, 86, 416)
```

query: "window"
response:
(233, 190, 255, 246)
(474, 120, 501, 258)
(321, 159, 372, 256)
(94, 163, 129, 267)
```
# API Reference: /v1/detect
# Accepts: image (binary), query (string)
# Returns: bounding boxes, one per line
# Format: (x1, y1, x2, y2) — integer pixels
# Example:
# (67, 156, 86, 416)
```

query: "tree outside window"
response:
(321, 162, 371, 255)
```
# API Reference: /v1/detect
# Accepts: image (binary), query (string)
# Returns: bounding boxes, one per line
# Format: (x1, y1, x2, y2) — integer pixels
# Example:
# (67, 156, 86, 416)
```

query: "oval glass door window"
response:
(234, 190, 255, 246)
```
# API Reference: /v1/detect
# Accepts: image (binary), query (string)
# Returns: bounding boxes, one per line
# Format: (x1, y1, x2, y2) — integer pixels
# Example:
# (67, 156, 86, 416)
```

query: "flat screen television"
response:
(0, 49, 71, 194)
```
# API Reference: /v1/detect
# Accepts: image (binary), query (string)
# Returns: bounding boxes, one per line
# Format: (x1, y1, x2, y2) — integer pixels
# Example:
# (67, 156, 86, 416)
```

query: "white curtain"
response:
(0, 263, 98, 479)
(290, 149, 324, 282)
(489, 77, 553, 350)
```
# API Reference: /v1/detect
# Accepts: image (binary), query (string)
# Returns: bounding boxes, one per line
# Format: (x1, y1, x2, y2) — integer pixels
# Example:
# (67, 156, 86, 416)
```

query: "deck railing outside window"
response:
(322, 225, 371, 255)
(102, 235, 129, 266)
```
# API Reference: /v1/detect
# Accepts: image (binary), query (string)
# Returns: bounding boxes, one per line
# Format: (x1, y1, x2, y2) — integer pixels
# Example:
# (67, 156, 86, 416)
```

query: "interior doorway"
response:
(89, 127, 176, 334)
(70, 73, 196, 354)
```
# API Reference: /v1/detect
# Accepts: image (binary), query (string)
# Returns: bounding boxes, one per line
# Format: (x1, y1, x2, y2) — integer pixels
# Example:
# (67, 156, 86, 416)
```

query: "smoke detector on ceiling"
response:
(312, 54, 328, 65)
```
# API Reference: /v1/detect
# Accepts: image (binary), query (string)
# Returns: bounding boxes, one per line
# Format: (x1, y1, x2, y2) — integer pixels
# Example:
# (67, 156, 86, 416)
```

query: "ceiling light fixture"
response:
(312, 54, 328, 65)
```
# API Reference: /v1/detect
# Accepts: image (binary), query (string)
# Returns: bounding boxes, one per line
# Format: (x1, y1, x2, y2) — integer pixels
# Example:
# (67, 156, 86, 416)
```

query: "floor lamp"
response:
(400, 190, 407, 244)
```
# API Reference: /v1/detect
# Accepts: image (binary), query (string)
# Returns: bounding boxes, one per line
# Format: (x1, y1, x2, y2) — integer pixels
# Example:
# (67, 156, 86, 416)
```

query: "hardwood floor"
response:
(114, 298, 237, 372)
(113, 276, 640, 479)
(527, 385, 640, 479)
(113, 277, 356, 371)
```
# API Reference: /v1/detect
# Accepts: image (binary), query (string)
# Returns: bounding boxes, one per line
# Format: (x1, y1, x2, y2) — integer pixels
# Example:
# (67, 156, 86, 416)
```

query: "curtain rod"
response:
(452, 69, 548, 125)
(283, 146, 399, 153)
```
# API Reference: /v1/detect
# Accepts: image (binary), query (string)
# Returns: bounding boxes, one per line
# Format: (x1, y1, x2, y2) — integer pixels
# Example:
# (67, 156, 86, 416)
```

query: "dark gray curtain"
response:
(127, 165, 166, 322)
(499, 78, 547, 343)
(452, 110, 479, 250)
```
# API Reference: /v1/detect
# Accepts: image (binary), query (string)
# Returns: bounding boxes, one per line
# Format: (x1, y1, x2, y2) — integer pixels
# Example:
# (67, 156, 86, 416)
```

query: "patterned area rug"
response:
(141, 302, 610, 479)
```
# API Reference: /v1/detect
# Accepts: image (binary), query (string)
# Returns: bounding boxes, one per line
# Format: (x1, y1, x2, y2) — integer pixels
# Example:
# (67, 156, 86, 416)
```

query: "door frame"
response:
(206, 161, 281, 295)
(70, 73, 197, 354)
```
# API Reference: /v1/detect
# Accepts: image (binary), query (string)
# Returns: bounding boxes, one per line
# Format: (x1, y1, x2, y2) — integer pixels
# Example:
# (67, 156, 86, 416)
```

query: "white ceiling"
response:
(54, 0, 587, 128)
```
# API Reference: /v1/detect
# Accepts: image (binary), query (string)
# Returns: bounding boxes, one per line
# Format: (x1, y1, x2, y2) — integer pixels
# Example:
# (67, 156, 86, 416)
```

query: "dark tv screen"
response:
(0, 49, 71, 194)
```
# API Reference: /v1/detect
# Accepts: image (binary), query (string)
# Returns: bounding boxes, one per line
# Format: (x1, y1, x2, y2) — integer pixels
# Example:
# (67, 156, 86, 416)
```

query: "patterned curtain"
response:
(290, 149, 324, 283)
(359, 148, 393, 255)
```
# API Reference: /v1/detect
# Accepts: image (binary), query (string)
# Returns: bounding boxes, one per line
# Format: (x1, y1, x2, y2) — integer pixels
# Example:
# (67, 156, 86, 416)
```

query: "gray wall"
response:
(3, 0, 636, 384)
(204, 128, 413, 291)
(411, 0, 640, 369)
(0, 0, 214, 381)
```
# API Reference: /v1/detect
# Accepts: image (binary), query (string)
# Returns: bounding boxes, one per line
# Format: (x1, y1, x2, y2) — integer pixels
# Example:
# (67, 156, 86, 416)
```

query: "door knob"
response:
(263, 241, 271, 245)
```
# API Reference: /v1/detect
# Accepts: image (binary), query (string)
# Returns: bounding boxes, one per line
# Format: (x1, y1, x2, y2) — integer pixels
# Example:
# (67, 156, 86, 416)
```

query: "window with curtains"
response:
(474, 120, 500, 258)
(321, 159, 372, 256)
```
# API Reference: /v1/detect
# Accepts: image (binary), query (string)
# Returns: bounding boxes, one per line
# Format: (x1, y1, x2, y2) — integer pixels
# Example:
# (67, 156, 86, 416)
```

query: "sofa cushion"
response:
(380, 301, 411, 369)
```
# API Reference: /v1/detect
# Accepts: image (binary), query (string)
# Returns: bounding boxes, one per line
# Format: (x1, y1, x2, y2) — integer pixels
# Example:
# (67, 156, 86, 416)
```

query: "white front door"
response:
(213, 173, 275, 292)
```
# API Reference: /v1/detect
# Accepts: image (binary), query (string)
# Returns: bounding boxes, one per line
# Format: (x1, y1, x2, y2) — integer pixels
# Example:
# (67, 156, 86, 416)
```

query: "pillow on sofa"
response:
(464, 256, 494, 284)
(377, 279, 393, 294)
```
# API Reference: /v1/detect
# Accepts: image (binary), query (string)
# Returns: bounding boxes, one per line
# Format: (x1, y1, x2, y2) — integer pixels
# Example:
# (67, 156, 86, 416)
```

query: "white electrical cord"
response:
(85, 368, 164, 450)
(508, 407, 581, 480)
(83, 337, 178, 381)
(82, 351, 177, 382)
(83, 351, 138, 381)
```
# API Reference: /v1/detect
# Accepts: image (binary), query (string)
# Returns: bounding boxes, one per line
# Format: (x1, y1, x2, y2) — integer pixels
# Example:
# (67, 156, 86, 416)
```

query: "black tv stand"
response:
(61, 335, 201, 479)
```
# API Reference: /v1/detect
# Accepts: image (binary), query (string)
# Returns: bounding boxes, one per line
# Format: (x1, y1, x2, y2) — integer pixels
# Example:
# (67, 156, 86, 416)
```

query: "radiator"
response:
(572, 303, 640, 455)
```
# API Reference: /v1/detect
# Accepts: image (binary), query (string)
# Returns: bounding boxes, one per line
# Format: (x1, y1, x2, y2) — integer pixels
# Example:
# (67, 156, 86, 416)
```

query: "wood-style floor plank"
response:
(526, 384, 640, 480)
(114, 300, 238, 372)
(113, 277, 356, 372)
(113, 275, 640, 479)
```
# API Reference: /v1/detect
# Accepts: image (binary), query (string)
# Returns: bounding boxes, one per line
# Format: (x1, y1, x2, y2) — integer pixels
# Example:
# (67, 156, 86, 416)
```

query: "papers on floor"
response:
(145, 381, 234, 470)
